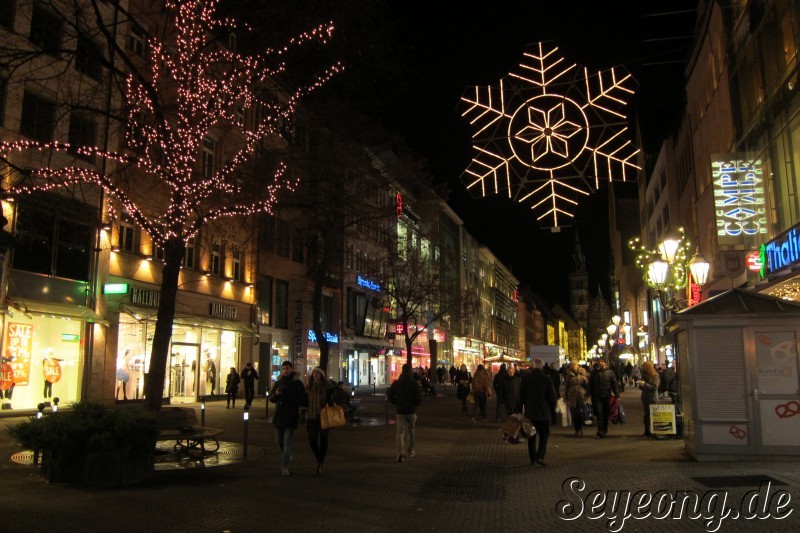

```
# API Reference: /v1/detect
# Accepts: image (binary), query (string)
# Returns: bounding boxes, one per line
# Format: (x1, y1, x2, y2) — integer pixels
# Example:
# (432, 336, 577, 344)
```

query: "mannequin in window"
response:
(42, 350, 56, 399)
(116, 350, 131, 400)
(1, 350, 14, 402)
(204, 352, 217, 395)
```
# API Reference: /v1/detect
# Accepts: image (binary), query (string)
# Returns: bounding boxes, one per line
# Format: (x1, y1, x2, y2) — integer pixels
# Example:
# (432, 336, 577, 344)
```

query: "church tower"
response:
(569, 226, 589, 332)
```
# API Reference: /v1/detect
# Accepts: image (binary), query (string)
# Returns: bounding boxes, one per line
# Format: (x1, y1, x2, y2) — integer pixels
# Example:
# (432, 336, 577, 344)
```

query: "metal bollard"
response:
(52, 397, 60, 413)
(200, 396, 206, 426)
(36, 402, 45, 419)
(242, 404, 250, 461)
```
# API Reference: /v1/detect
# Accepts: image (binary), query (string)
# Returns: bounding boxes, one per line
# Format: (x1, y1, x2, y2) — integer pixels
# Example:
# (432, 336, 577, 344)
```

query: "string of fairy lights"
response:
(1, 0, 342, 246)
(628, 227, 690, 293)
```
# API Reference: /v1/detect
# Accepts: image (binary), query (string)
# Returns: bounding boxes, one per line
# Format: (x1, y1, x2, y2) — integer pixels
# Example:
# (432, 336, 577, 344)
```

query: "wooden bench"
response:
(155, 407, 223, 457)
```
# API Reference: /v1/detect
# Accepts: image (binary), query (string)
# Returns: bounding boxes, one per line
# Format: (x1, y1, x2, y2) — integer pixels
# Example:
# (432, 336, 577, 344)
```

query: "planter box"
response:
(41, 449, 153, 487)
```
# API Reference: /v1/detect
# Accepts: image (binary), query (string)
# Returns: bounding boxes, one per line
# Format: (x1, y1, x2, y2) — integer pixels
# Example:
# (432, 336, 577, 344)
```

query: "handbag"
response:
(466, 391, 475, 404)
(582, 401, 594, 425)
(320, 404, 346, 429)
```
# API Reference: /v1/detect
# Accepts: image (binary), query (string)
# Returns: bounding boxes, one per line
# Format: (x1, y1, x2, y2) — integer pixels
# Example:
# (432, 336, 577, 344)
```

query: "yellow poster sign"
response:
(650, 403, 677, 435)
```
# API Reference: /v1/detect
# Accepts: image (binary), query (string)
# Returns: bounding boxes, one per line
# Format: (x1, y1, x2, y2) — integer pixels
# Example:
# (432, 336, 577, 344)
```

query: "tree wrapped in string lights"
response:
(0, 0, 341, 410)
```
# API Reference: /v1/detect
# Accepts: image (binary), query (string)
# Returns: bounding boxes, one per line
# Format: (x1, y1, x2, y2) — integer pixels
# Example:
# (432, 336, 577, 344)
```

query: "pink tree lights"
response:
(1, 0, 342, 410)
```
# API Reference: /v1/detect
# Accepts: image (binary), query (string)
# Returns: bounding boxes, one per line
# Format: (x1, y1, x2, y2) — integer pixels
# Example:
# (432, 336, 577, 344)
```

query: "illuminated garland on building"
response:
(459, 42, 640, 229)
(0, 0, 342, 245)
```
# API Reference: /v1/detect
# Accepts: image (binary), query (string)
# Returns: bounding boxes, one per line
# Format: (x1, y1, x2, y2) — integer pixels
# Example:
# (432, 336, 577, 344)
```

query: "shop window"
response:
(210, 241, 222, 275)
(0, 76, 6, 127)
(291, 227, 304, 263)
(274, 279, 289, 329)
(276, 220, 289, 257)
(118, 217, 136, 252)
(76, 34, 103, 81)
(68, 112, 97, 161)
(182, 236, 195, 269)
(201, 136, 216, 179)
(20, 91, 56, 142)
(257, 275, 273, 325)
(127, 21, 148, 58)
(347, 289, 367, 335)
(231, 246, 242, 281)
(152, 240, 164, 262)
(29, 2, 62, 54)
(0, 0, 15, 31)
(12, 200, 94, 281)
(259, 215, 274, 251)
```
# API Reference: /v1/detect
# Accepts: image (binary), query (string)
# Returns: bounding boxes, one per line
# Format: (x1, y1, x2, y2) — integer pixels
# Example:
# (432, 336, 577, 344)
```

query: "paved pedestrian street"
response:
(1, 386, 798, 532)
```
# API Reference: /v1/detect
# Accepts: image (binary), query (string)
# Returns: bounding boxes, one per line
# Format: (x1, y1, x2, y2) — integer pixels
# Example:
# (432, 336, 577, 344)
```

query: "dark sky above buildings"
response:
(376, 1, 699, 307)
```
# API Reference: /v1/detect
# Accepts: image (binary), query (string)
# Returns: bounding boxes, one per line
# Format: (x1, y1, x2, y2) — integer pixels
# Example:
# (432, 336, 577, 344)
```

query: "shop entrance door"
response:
(170, 343, 201, 403)
(751, 329, 800, 451)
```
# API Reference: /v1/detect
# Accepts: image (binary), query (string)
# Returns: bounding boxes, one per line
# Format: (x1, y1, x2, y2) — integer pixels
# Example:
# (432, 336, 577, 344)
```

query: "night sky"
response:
(377, 1, 698, 307)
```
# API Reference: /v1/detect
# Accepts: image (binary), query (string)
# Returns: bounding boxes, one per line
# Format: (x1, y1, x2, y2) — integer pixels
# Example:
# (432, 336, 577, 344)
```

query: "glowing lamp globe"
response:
(647, 258, 669, 286)
(688, 253, 711, 286)
(658, 230, 682, 263)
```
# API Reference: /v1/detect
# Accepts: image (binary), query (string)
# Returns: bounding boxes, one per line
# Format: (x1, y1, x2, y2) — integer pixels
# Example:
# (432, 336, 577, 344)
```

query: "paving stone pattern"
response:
(0, 386, 798, 532)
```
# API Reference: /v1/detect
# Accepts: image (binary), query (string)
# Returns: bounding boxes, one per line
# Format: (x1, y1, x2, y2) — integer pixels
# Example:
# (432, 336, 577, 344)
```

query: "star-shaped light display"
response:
(459, 42, 640, 229)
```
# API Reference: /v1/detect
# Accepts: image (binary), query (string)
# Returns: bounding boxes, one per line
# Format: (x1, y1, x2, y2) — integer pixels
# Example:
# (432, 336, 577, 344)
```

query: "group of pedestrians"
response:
(224, 362, 260, 409)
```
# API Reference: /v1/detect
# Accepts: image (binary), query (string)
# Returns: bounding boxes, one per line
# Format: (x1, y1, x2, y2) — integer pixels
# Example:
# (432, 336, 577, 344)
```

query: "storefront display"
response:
(1, 316, 84, 410)
(115, 315, 242, 403)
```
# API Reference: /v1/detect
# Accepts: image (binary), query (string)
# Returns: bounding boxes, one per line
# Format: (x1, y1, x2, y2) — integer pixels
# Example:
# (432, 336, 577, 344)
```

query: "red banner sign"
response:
(0, 363, 13, 390)
(43, 358, 62, 384)
(6, 323, 33, 386)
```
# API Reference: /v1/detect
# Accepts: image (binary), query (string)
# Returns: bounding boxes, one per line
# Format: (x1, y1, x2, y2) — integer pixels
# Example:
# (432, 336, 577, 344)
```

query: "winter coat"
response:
(225, 372, 240, 394)
(640, 373, 660, 405)
(589, 368, 618, 400)
(456, 370, 471, 400)
(240, 366, 259, 385)
(388, 373, 422, 415)
(492, 369, 514, 406)
(564, 366, 589, 409)
(471, 369, 491, 394)
(516, 368, 557, 422)
(307, 378, 334, 420)
(268, 372, 306, 429)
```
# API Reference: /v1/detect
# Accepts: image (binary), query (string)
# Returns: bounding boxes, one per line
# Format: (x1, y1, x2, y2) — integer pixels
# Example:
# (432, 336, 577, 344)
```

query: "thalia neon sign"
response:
(761, 225, 800, 277)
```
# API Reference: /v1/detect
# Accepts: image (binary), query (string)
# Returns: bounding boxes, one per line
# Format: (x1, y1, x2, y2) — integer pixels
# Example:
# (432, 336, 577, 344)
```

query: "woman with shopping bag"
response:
(306, 367, 335, 475)
(563, 360, 589, 437)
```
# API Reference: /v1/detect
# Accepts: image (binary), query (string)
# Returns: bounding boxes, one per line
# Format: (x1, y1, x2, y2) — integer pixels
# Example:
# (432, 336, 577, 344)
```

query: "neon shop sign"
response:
(761, 224, 800, 277)
(308, 330, 339, 344)
(357, 275, 381, 292)
(711, 158, 766, 242)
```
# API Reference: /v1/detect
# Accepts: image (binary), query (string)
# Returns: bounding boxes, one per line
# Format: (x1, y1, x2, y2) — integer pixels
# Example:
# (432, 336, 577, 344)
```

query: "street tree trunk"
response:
(142, 237, 184, 412)
(311, 278, 330, 375)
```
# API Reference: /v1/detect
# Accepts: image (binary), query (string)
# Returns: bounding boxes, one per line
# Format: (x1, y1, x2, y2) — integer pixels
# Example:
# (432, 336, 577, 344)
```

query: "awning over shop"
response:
(5, 297, 109, 326)
(484, 353, 523, 362)
(121, 304, 255, 335)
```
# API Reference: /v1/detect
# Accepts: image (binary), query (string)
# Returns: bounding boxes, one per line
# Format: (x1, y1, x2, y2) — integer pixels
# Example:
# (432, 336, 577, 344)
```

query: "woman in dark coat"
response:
(225, 367, 240, 408)
(455, 364, 472, 416)
(563, 360, 589, 436)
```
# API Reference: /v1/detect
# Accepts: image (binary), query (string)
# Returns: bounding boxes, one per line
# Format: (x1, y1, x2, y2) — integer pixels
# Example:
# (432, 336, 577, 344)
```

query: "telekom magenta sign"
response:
(712, 158, 767, 244)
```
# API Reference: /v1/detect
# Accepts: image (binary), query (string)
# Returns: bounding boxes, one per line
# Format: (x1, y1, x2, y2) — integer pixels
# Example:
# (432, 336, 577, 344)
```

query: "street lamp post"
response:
(629, 227, 711, 312)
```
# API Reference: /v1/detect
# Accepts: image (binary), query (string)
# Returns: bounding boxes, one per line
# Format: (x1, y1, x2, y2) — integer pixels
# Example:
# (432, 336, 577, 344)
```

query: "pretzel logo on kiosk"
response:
(774, 400, 800, 419)
(729, 425, 747, 440)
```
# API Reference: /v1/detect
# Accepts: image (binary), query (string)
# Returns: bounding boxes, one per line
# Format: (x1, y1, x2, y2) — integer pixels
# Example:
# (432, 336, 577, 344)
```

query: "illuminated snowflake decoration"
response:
(459, 42, 640, 229)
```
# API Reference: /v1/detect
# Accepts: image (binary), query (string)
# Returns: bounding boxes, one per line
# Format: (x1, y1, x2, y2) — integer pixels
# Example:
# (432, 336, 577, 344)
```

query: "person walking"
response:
(563, 359, 589, 437)
(387, 363, 422, 463)
(638, 361, 660, 438)
(492, 363, 513, 422)
(268, 361, 306, 476)
(470, 364, 492, 422)
(516, 358, 557, 466)
(225, 367, 240, 409)
(306, 367, 333, 475)
(240, 362, 259, 406)
(449, 365, 457, 386)
(456, 364, 471, 416)
(588, 359, 619, 438)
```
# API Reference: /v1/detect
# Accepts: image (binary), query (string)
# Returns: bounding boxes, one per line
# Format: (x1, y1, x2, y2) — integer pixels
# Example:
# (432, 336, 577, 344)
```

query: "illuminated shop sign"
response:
(761, 225, 800, 277)
(61, 334, 80, 342)
(103, 283, 129, 295)
(357, 275, 381, 292)
(307, 330, 339, 344)
(712, 158, 767, 244)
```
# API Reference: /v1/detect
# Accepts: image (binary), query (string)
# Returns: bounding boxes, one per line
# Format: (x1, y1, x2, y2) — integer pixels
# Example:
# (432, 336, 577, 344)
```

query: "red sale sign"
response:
(43, 359, 62, 383)
(0, 363, 13, 391)
(6, 323, 32, 386)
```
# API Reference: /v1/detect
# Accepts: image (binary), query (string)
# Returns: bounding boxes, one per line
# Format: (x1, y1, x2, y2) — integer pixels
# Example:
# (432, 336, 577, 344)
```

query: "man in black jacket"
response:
(516, 358, 557, 466)
(588, 359, 619, 439)
(268, 361, 306, 476)
(388, 364, 422, 463)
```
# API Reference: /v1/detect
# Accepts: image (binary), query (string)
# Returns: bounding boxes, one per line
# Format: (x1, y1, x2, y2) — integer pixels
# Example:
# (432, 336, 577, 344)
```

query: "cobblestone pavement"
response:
(1, 385, 798, 532)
